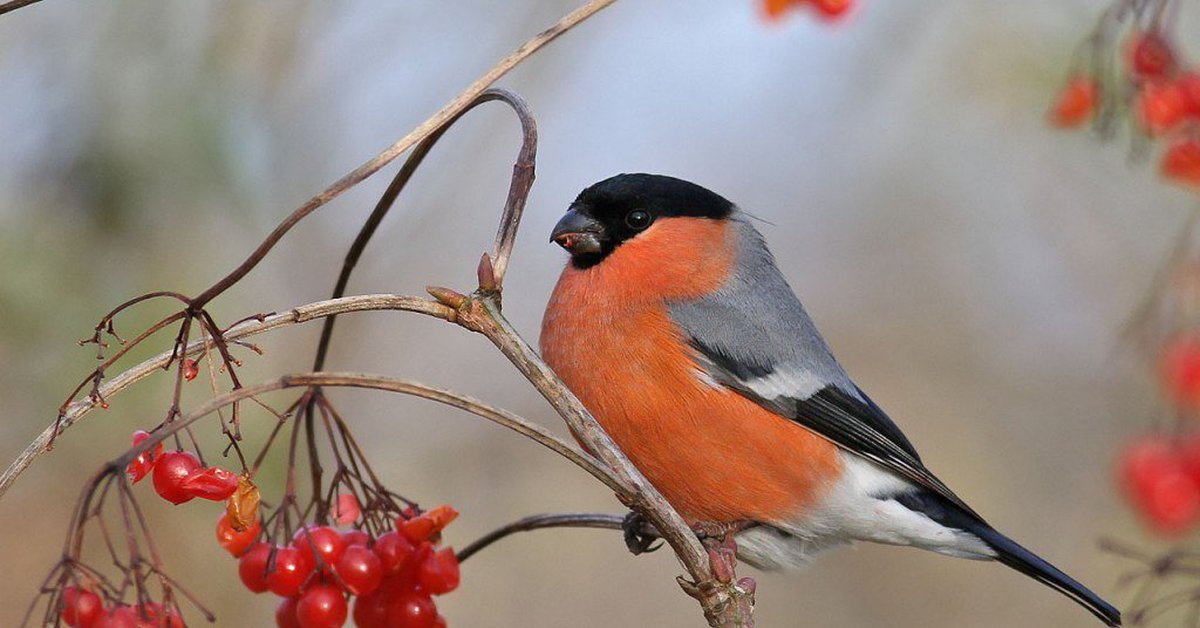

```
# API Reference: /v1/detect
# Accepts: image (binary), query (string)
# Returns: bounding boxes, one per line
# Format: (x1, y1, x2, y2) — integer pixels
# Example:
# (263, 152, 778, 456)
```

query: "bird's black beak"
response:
(550, 208, 605, 255)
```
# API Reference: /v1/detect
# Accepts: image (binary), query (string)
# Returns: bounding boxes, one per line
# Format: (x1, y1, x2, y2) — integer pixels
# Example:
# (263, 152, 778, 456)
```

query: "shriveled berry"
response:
(125, 430, 162, 484)
(181, 466, 239, 501)
(418, 548, 460, 595)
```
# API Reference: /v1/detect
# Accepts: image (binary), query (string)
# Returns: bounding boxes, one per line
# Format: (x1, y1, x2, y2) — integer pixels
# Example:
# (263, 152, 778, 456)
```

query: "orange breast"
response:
(540, 218, 841, 524)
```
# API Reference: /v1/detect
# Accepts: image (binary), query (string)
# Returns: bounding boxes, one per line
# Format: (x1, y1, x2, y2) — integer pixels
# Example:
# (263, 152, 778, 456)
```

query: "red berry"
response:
(1118, 435, 1200, 535)
(352, 586, 391, 628)
(1179, 72, 1200, 115)
(386, 591, 438, 628)
(267, 545, 316, 597)
(418, 548, 460, 596)
(276, 596, 302, 628)
(141, 603, 185, 628)
(60, 586, 103, 627)
(217, 512, 261, 557)
(1130, 31, 1178, 79)
(373, 531, 415, 575)
(1049, 75, 1098, 128)
(341, 529, 370, 548)
(434, 615, 447, 628)
(294, 525, 347, 567)
(296, 585, 348, 628)
(239, 542, 273, 593)
(1162, 139, 1200, 189)
(1160, 333, 1200, 405)
(761, 0, 798, 21)
(1138, 81, 1189, 134)
(92, 605, 139, 628)
(812, 0, 851, 19)
(183, 358, 199, 382)
(152, 451, 202, 505)
(124, 431, 162, 484)
(336, 544, 384, 596)
(181, 466, 239, 501)
(333, 494, 361, 526)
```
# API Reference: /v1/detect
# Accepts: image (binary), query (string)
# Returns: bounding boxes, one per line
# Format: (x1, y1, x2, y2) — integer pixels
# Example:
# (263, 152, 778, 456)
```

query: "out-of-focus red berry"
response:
(1162, 139, 1200, 189)
(762, 0, 799, 20)
(386, 591, 438, 628)
(434, 615, 447, 628)
(336, 545, 384, 596)
(418, 548, 460, 596)
(293, 525, 347, 567)
(276, 596, 302, 628)
(267, 545, 316, 598)
(142, 603, 185, 628)
(812, 0, 851, 19)
(1160, 333, 1200, 404)
(125, 430, 162, 484)
(217, 512, 261, 557)
(181, 466, 239, 501)
(1049, 75, 1098, 128)
(1179, 72, 1200, 115)
(60, 586, 103, 627)
(1130, 31, 1178, 78)
(1138, 81, 1190, 134)
(373, 531, 415, 576)
(333, 494, 361, 526)
(1119, 435, 1200, 535)
(296, 584, 348, 628)
(239, 542, 273, 594)
(152, 451, 202, 505)
(341, 529, 370, 548)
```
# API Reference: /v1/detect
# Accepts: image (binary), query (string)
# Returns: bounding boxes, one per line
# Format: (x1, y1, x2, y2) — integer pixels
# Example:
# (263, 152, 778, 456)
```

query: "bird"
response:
(539, 173, 1121, 626)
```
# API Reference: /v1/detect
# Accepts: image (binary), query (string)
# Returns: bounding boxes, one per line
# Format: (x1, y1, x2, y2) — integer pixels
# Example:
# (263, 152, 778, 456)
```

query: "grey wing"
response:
(669, 214, 979, 518)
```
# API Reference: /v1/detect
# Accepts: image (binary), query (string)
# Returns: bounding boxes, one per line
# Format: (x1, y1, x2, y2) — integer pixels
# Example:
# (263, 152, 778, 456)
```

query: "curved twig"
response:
(106, 372, 627, 497)
(456, 512, 626, 562)
(0, 294, 453, 499)
(312, 88, 536, 372)
(187, 0, 613, 310)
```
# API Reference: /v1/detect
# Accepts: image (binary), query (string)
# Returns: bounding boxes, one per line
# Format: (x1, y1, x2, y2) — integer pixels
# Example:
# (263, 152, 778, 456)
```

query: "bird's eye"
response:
(624, 210, 652, 231)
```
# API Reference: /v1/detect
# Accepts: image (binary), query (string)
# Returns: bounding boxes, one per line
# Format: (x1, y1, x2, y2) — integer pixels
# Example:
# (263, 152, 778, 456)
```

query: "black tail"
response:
(896, 491, 1121, 625)
(968, 522, 1121, 626)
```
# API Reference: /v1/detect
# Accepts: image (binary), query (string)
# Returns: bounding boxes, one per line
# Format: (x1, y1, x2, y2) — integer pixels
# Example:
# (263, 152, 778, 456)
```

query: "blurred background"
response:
(0, 1, 1196, 626)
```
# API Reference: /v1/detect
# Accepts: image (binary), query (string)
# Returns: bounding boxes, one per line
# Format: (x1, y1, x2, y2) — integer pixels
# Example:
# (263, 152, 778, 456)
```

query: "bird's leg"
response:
(678, 521, 758, 627)
(621, 510, 663, 555)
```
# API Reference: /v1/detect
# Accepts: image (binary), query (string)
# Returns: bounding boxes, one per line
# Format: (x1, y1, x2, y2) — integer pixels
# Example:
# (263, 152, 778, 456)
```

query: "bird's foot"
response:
(690, 519, 756, 542)
(622, 511, 663, 555)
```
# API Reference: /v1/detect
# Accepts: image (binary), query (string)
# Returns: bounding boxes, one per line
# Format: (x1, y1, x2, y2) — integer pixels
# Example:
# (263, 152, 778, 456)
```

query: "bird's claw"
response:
(622, 511, 663, 555)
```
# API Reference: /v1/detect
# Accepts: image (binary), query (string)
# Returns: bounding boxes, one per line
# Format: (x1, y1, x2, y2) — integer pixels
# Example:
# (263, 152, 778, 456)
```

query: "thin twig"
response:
(456, 512, 628, 562)
(0, 294, 452, 499)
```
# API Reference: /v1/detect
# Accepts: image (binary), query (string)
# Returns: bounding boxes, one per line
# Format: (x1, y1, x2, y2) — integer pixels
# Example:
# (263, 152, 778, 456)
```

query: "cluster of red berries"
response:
(1117, 333, 1200, 535)
(229, 503, 460, 628)
(58, 588, 185, 627)
(761, 0, 852, 21)
(1051, 30, 1200, 188)
(125, 431, 240, 504)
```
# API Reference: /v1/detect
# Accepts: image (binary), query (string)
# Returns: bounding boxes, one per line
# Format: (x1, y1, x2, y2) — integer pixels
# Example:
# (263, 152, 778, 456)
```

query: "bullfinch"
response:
(539, 173, 1121, 626)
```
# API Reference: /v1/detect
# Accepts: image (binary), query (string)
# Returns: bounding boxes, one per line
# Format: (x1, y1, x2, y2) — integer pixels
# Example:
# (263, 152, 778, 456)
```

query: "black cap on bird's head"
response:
(551, 173, 736, 268)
